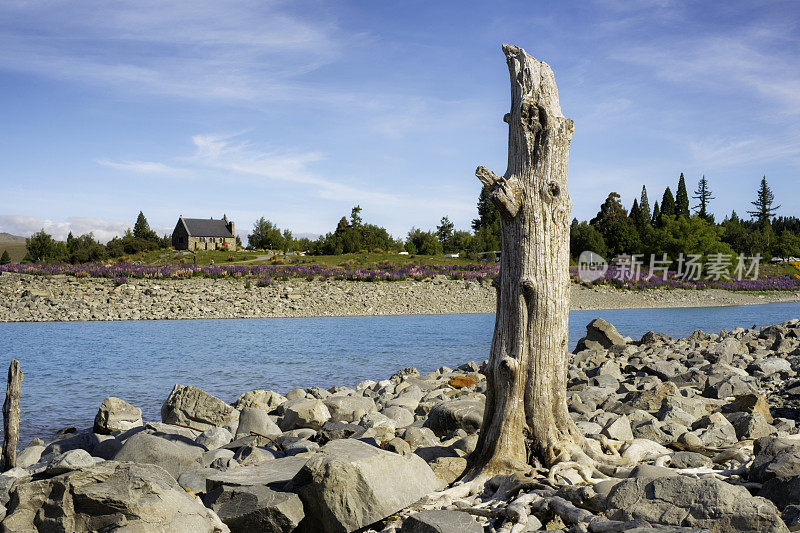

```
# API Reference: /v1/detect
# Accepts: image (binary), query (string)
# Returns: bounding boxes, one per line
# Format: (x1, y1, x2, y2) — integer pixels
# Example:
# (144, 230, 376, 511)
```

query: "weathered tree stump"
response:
(2, 359, 23, 471)
(465, 45, 579, 479)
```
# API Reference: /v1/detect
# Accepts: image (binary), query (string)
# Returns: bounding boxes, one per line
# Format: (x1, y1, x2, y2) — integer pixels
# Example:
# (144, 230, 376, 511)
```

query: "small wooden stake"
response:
(3, 359, 22, 471)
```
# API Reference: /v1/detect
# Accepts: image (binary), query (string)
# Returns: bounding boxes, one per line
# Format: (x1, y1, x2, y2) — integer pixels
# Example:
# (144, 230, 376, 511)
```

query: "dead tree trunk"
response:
(465, 45, 578, 479)
(3, 359, 22, 471)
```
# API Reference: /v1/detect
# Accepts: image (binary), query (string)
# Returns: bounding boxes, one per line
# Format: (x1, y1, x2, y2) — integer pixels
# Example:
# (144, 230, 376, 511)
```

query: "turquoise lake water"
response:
(1, 302, 799, 443)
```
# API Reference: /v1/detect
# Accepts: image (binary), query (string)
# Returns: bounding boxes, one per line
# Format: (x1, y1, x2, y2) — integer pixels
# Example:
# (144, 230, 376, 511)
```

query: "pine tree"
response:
(676, 173, 690, 217)
(747, 176, 780, 226)
(639, 186, 651, 226)
(472, 186, 500, 231)
(692, 175, 715, 221)
(630, 198, 643, 228)
(651, 201, 661, 226)
(133, 212, 152, 240)
(436, 216, 455, 252)
(0, 250, 10, 265)
(350, 206, 363, 227)
(661, 187, 676, 217)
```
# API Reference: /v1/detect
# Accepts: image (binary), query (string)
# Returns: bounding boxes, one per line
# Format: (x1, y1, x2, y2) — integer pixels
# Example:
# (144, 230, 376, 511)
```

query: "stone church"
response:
(171, 216, 237, 251)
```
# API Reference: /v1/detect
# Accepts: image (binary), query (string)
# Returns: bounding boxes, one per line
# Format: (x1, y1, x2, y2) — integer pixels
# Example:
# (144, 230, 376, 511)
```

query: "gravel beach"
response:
(1, 272, 800, 322)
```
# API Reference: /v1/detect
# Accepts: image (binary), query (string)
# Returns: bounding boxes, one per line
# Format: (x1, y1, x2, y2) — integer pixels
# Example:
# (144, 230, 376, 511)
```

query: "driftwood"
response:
(2, 359, 22, 471)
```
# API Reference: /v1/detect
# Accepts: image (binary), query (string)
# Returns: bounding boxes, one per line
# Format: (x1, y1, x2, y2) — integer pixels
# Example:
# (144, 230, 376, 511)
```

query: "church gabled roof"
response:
(178, 217, 233, 238)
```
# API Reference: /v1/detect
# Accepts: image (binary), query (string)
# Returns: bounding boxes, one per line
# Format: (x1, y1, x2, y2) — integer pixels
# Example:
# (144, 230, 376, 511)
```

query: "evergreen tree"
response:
(436, 216, 455, 252)
(651, 201, 661, 226)
(590, 192, 640, 256)
(0, 250, 10, 265)
(630, 198, 643, 229)
(675, 173, 690, 217)
(747, 176, 781, 226)
(570, 219, 608, 259)
(133, 211, 155, 240)
(471, 186, 502, 254)
(692, 175, 715, 221)
(350, 206, 363, 227)
(247, 218, 285, 250)
(661, 187, 676, 218)
(639, 186, 651, 227)
(335, 217, 350, 234)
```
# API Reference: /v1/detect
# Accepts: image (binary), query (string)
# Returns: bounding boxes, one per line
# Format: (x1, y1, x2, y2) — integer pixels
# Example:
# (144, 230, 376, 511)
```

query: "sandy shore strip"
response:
(1, 272, 799, 322)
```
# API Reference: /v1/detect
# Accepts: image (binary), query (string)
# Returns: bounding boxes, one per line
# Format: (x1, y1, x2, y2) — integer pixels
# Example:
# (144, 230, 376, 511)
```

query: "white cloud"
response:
(0, 1, 347, 101)
(0, 215, 171, 243)
(95, 159, 190, 175)
(616, 24, 800, 117)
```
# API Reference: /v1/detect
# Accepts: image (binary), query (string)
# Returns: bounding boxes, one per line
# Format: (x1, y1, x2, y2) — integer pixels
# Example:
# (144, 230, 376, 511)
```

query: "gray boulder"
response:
(606, 475, 787, 532)
(204, 485, 304, 533)
(749, 357, 793, 377)
(178, 467, 221, 494)
(602, 415, 634, 441)
(581, 318, 627, 349)
(289, 439, 441, 532)
(235, 407, 281, 439)
(46, 449, 97, 475)
(93, 397, 143, 435)
(206, 456, 311, 493)
(113, 431, 204, 479)
(234, 390, 288, 412)
(669, 451, 712, 469)
(760, 476, 800, 510)
(279, 399, 331, 431)
(162, 384, 236, 430)
(710, 337, 744, 364)
(323, 396, 376, 423)
(197, 427, 234, 450)
(401, 427, 440, 450)
(751, 437, 800, 482)
(0, 469, 31, 507)
(727, 412, 776, 441)
(401, 509, 483, 533)
(691, 412, 738, 447)
(424, 400, 484, 438)
(15, 444, 45, 469)
(382, 406, 416, 428)
(2, 461, 228, 532)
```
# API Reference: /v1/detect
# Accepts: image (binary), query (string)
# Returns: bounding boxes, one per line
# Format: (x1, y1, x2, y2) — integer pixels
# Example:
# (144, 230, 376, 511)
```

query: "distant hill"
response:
(0, 233, 26, 243)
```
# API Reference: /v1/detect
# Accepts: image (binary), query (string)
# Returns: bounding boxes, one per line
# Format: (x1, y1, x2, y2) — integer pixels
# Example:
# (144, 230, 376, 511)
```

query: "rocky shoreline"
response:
(1, 272, 799, 322)
(2, 318, 800, 531)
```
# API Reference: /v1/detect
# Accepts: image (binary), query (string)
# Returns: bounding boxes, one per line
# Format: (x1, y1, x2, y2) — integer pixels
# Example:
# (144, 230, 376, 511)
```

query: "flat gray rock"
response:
(161, 384, 236, 431)
(205, 456, 311, 493)
(424, 400, 484, 438)
(113, 431, 204, 479)
(606, 475, 787, 532)
(289, 439, 441, 532)
(401, 509, 483, 533)
(2, 461, 228, 532)
(204, 484, 304, 533)
(751, 437, 800, 482)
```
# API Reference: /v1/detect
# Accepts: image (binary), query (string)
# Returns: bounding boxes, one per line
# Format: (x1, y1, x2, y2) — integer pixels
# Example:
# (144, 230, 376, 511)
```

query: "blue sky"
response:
(0, 0, 798, 242)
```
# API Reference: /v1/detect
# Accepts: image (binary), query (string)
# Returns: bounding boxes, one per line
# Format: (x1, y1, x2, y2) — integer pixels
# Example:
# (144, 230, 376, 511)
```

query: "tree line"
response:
(12, 175, 798, 265)
(248, 204, 497, 257)
(20, 212, 171, 263)
(570, 174, 800, 263)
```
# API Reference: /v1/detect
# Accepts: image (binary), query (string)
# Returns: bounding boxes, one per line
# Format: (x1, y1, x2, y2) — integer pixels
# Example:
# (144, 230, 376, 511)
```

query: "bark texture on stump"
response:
(2, 359, 22, 471)
(465, 45, 576, 479)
